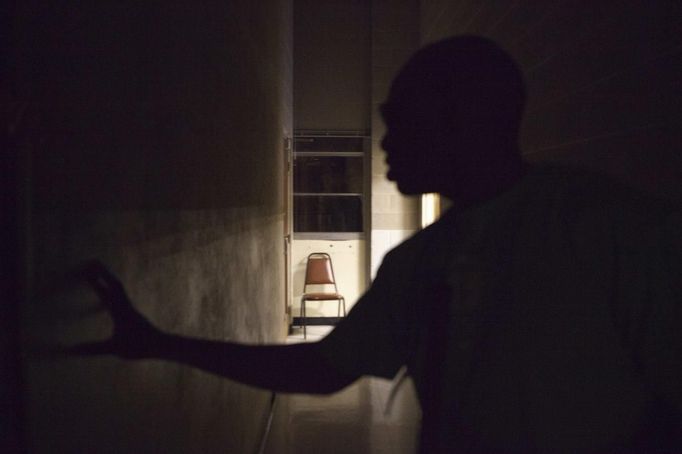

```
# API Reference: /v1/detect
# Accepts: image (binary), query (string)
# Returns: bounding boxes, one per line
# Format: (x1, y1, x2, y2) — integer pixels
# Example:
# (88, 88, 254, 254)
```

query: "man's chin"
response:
(387, 170, 430, 195)
(395, 180, 427, 196)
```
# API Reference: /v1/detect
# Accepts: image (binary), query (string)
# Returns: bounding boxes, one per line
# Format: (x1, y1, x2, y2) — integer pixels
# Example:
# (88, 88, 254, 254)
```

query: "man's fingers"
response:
(78, 262, 130, 314)
(81, 261, 122, 292)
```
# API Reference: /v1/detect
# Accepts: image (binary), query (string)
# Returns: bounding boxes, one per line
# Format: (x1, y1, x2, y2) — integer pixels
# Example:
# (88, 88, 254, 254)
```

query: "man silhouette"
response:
(74, 36, 681, 453)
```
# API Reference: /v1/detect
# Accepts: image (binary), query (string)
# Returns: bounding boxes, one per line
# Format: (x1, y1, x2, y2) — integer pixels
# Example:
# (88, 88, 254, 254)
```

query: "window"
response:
(294, 134, 367, 238)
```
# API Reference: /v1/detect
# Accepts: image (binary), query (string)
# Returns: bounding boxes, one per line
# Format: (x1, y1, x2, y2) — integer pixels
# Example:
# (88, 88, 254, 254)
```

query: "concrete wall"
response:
(370, 0, 421, 278)
(419, 0, 682, 201)
(13, 1, 292, 452)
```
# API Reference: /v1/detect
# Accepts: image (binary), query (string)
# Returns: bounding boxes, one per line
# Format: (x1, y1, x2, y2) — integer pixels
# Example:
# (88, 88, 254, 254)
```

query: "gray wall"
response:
(13, 1, 292, 452)
(294, 0, 371, 132)
(419, 0, 682, 201)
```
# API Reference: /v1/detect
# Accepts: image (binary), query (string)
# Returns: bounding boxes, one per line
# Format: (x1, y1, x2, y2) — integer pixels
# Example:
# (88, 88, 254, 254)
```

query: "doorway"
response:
(290, 132, 370, 328)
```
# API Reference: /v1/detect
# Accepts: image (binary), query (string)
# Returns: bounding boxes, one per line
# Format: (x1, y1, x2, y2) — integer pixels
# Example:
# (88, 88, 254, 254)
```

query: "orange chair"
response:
(300, 252, 346, 339)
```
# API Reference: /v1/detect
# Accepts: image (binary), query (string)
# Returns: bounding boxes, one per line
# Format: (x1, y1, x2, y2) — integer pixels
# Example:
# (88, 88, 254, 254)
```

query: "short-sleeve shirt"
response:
(319, 164, 681, 453)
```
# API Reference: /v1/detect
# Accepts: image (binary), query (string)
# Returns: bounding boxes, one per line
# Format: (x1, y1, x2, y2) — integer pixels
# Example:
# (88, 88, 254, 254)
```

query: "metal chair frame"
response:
(299, 252, 346, 339)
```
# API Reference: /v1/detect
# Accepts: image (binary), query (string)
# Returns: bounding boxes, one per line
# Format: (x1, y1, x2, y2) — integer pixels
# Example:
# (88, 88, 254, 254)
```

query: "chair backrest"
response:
(304, 253, 337, 287)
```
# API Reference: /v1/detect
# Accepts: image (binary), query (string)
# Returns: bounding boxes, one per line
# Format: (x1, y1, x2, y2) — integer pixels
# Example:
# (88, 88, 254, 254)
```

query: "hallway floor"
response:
(262, 326, 420, 454)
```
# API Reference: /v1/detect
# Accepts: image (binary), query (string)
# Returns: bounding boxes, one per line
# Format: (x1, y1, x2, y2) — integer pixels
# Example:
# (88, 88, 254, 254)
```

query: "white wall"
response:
(292, 239, 367, 317)
(370, 229, 415, 279)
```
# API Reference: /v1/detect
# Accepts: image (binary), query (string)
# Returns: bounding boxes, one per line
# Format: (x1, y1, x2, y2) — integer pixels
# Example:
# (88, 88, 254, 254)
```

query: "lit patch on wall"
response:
(421, 193, 440, 228)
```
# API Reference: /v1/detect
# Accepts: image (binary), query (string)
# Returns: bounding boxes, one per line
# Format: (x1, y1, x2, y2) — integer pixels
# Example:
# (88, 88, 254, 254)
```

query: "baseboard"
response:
(291, 316, 342, 326)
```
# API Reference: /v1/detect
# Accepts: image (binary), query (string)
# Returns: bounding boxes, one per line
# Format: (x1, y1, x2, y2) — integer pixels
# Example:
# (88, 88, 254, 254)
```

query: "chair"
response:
(299, 252, 346, 339)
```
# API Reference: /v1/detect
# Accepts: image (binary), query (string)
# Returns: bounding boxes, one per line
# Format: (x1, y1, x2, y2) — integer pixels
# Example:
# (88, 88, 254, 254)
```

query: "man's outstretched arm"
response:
(70, 262, 359, 395)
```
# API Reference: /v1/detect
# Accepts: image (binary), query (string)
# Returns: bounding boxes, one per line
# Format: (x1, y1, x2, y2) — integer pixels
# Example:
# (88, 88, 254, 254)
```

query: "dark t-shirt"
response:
(320, 165, 681, 453)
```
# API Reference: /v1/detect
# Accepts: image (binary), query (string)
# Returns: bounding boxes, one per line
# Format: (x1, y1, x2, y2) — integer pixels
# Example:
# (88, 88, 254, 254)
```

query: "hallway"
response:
(6, 1, 682, 452)
(263, 327, 420, 454)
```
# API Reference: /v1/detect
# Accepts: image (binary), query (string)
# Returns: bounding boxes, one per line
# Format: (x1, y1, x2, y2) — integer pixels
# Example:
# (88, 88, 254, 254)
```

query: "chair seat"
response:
(302, 292, 344, 301)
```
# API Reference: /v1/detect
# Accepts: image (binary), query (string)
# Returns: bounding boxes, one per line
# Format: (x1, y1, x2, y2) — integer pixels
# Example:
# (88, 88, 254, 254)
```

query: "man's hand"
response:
(67, 262, 357, 394)
(69, 261, 165, 359)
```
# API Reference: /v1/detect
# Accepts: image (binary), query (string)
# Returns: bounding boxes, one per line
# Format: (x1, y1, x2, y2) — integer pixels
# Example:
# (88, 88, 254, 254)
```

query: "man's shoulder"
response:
(389, 212, 452, 249)
(379, 215, 456, 275)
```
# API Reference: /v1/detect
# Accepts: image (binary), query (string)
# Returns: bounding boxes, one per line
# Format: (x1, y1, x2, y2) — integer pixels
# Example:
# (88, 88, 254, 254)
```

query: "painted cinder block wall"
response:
(370, 0, 421, 278)
(13, 1, 292, 452)
(419, 0, 682, 201)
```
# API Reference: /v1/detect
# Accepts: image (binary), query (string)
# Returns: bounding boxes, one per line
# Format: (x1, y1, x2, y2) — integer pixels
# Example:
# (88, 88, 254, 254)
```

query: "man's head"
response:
(380, 36, 526, 197)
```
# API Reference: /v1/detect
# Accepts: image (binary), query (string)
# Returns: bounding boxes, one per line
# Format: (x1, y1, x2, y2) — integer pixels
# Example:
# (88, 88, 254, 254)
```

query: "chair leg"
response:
(301, 297, 306, 340)
(342, 297, 346, 316)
